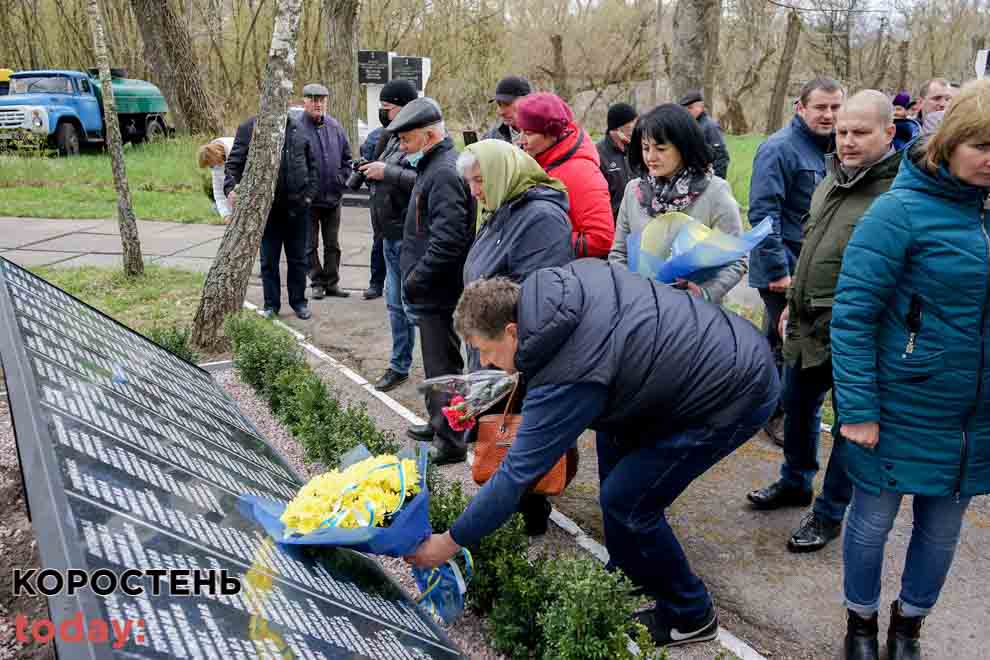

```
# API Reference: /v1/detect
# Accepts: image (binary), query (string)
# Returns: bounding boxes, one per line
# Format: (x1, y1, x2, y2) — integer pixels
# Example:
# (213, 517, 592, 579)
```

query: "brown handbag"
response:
(472, 380, 579, 496)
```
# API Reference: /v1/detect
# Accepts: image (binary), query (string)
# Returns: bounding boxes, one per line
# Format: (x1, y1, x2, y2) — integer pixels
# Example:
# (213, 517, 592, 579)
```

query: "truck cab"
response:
(0, 69, 169, 155)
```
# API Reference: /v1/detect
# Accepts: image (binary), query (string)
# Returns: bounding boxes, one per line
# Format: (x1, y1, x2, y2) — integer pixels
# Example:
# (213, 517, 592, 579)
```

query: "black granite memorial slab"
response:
(358, 51, 390, 85)
(389, 57, 424, 92)
(0, 257, 463, 660)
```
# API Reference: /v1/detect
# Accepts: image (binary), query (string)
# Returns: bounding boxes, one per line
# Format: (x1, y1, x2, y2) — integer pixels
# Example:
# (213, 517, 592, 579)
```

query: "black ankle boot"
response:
(887, 601, 923, 660)
(844, 609, 879, 660)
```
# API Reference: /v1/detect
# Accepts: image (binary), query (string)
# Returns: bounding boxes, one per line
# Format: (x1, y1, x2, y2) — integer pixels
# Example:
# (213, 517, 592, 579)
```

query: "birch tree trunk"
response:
(191, 0, 304, 350)
(324, 0, 360, 149)
(766, 10, 801, 135)
(86, 0, 143, 277)
(130, 0, 222, 136)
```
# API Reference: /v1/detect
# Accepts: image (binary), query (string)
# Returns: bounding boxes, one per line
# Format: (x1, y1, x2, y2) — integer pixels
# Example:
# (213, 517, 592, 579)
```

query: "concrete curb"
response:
(240, 300, 769, 660)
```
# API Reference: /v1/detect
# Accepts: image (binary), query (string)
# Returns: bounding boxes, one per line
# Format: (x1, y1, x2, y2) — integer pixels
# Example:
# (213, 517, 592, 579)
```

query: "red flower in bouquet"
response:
(442, 395, 476, 432)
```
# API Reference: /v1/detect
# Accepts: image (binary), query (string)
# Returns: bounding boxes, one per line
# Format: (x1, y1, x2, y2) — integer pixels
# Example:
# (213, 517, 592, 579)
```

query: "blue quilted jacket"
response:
(832, 141, 990, 497)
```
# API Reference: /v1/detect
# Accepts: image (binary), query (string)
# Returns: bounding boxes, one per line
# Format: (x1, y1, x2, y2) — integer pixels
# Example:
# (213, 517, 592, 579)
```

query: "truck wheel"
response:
(56, 122, 80, 157)
(144, 117, 165, 143)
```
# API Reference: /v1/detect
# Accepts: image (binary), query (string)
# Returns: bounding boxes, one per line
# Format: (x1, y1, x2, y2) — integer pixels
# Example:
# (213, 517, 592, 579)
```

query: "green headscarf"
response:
(464, 139, 568, 230)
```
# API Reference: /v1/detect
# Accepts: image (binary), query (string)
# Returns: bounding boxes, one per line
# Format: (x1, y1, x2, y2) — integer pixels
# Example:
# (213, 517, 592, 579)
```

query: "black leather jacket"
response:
(369, 131, 417, 240)
(224, 115, 318, 206)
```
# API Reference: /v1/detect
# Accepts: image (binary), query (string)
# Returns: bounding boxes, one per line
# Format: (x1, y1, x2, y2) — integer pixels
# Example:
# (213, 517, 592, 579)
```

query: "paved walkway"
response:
(4, 213, 987, 659)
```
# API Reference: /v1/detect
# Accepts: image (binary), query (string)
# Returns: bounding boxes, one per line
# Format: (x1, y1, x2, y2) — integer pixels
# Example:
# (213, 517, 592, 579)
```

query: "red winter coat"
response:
(533, 123, 615, 258)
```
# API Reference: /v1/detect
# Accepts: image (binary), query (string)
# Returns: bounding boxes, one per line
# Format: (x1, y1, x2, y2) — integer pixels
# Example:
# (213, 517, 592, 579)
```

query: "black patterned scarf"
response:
(636, 166, 714, 218)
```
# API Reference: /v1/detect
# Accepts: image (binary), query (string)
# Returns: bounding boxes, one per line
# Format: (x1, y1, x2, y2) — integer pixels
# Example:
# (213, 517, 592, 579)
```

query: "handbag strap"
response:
(499, 378, 521, 432)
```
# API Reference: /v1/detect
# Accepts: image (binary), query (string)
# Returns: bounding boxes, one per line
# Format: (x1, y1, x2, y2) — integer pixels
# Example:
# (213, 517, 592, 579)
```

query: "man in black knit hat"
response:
(358, 79, 421, 393)
(596, 102, 638, 223)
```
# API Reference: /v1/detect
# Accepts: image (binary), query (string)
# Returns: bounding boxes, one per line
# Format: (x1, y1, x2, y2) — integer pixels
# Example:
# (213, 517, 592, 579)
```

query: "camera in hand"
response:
(346, 158, 371, 190)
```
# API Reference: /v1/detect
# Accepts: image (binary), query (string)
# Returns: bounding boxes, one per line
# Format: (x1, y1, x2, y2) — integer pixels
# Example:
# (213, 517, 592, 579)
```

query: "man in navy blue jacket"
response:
(298, 83, 353, 300)
(748, 77, 842, 443)
(406, 260, 780, 648)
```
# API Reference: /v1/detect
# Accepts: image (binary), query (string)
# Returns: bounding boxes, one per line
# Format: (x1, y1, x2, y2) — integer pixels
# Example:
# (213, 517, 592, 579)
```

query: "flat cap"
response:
(302, 83, 329, 97)
(386, 97, 443, 133)
(678, 90, 704, 107)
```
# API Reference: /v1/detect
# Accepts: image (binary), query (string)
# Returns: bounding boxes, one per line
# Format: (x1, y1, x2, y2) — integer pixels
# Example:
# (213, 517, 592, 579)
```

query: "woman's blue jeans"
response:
(843, 486, 970, 618)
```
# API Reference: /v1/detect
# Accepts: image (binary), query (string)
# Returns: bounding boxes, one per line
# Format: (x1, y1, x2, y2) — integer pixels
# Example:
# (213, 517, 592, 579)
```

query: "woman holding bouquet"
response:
(454, 138, 574, 535)
(608, 104, 745, 304)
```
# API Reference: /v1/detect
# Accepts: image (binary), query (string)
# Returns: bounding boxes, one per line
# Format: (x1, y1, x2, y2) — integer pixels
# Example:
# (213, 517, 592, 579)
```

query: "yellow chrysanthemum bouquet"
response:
(281, 454, 421, 533)
(239, 445, 432, 557)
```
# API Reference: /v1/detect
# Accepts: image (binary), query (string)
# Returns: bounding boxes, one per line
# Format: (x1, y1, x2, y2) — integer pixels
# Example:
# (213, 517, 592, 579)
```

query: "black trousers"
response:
(260, 203, 308, 312)
(759, 288, 788, 417)
(416, 311, 465, 452)
(307, 205, 342, 290)
(370, 236, 386, 289)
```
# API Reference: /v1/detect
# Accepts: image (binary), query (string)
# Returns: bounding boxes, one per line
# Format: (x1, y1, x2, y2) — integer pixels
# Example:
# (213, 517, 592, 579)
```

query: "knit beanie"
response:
(380, 79, 418, 107)
(514, 92, 574, 138)
(892, 92, 911, 108)
(607, 103, 638, 131)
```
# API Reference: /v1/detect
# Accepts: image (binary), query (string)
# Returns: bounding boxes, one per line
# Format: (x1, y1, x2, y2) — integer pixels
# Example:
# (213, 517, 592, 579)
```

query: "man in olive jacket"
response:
(747, 90, 901, 553)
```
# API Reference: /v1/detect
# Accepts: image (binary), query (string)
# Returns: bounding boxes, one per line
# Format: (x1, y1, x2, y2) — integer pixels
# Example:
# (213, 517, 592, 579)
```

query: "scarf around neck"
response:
(637, 166, 713, 218)
(465, 139, 568, 229)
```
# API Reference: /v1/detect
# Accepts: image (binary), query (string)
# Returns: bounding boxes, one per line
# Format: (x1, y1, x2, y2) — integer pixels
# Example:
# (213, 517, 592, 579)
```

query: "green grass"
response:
(32, 265, 205, 332)
(0, 136, 223, 223)
(725, 134, 765, 218)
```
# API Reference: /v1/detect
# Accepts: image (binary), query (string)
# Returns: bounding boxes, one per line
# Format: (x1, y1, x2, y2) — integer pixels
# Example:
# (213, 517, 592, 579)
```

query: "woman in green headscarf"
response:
(455, 139, 574, 536)
(457, 139, 572, 288)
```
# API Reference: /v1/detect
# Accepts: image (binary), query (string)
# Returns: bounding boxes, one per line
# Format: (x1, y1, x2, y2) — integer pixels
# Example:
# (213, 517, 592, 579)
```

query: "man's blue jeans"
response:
(383, 239, 414, 375)
(779, 358, 852, 524)
(597, 392, 777, 624)
(844, 487, 970, 618)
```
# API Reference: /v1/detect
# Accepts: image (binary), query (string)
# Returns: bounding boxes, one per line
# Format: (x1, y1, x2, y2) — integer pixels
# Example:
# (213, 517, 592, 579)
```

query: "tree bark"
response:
(191, 0, 304, 351)
(703, 0, 721, 111)
(550, 33, 572, 103)
(130, 0, 222, 136)
(766, 10, 801, 135)
(671, 0, 707, 100)
(896, 40, 910, 92)
(86, 0, 143, 277)
(650, 0, 664, 107)
(323, 0, 360, 149)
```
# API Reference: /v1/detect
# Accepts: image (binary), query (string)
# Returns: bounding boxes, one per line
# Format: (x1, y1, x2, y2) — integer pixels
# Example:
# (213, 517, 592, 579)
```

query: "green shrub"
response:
(427, 471, 469, 533)
(467, 513, 529, 615)
(146, 324, 199, 363)
(488, 553, 553, 658)
(225, 312, 304, 399)
(538, 556, 648, 660)
(275, 367, 330, 427)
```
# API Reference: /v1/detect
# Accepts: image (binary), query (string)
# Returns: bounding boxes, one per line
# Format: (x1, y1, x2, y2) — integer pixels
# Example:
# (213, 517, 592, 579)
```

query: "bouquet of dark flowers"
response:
(417, 370, 517, 432)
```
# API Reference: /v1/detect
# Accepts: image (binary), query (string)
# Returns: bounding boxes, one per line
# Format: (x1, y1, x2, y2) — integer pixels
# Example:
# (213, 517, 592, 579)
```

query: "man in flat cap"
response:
(299, 83, 354, 300)
(482, 75, 531, 143)
(390, 98, 476, 464)
(356, 79, 420, 393)
(679, 90, 730, 179)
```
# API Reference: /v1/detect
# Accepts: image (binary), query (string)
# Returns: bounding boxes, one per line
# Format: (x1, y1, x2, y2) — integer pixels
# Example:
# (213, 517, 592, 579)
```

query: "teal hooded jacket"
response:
(832, 140, 990, 498)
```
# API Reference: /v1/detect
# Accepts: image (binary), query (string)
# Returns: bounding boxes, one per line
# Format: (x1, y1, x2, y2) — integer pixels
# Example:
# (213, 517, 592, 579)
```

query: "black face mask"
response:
(378, 108, 392, 128)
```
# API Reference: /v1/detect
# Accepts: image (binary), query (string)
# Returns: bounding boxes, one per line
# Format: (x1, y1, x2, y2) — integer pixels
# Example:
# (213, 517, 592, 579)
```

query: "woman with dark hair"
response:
(608, 104, 745, 304)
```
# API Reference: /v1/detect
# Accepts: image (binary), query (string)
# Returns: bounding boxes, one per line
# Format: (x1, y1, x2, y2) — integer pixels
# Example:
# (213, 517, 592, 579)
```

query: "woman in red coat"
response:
(515, 93, 615, 258)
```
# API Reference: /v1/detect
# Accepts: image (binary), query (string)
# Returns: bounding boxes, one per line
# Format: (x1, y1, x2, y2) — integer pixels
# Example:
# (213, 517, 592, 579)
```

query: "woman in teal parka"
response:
(831, 80, 990, 660)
